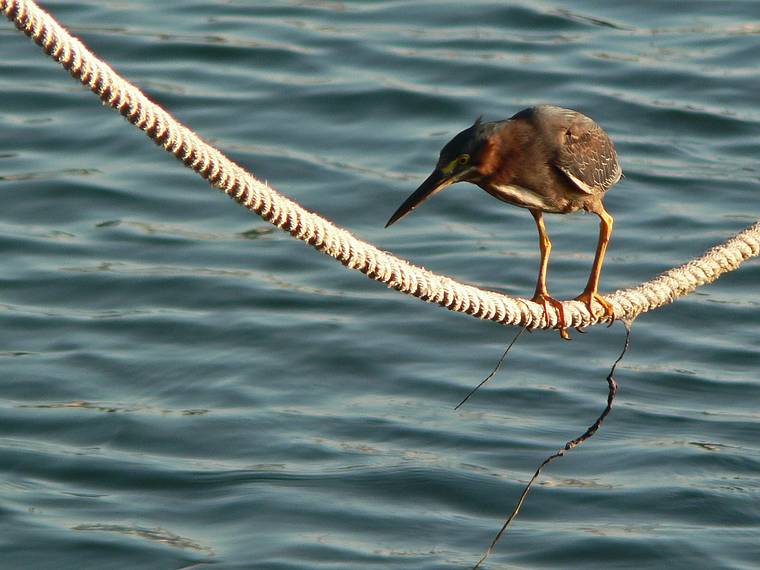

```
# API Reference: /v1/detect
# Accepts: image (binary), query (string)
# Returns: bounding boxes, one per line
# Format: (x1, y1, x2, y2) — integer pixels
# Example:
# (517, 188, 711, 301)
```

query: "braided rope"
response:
(3, 0, 759, 331)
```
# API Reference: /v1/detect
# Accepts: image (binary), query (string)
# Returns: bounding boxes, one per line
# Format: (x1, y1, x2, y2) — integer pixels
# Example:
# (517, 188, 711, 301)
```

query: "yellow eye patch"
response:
(441, 154, 470, 175)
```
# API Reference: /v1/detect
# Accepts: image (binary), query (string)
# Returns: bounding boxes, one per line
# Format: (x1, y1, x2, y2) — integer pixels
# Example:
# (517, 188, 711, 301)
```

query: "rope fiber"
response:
(3, 0, 759, 331)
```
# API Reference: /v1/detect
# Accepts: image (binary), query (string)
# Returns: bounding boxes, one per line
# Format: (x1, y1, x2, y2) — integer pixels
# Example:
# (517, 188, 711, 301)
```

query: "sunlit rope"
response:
(3, 0, 759, 331)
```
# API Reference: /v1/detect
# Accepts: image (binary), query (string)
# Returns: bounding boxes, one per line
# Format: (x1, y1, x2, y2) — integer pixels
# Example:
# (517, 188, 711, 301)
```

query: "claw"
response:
(531, 292, 570, 340)
(575, 290, 615, 325)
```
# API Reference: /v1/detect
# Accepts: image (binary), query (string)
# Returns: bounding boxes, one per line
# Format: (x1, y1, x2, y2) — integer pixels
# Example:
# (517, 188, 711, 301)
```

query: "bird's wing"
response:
(553, 114, 622, 195)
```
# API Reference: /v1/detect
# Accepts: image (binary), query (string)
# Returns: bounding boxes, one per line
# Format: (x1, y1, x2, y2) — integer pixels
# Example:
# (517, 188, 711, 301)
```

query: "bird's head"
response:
(385, 117, 496, 228)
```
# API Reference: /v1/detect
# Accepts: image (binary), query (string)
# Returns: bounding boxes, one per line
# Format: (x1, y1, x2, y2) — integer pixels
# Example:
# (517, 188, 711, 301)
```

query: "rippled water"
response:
(2, 1, 760, 569)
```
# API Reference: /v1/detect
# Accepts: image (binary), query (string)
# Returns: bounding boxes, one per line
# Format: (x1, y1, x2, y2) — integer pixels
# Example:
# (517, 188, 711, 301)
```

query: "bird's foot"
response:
(575, 290, 615, 325)
(531, 292, 571, 340)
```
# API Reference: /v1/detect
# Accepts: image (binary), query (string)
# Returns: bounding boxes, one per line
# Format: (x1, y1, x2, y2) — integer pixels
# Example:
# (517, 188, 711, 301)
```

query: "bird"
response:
(385, 105, 621, 338)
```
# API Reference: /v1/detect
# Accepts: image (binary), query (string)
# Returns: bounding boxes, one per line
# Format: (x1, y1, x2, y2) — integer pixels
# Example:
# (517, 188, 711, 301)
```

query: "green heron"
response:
(386, 105, 621, 337)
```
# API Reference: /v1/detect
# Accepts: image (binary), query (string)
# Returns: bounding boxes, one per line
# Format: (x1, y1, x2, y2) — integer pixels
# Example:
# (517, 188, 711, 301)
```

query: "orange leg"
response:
(576, 204, 615, 323)
(529, 210, 570, 339)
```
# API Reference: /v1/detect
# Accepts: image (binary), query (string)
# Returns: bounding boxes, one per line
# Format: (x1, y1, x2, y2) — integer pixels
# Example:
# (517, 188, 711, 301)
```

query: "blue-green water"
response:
(2, 1, 760, 568)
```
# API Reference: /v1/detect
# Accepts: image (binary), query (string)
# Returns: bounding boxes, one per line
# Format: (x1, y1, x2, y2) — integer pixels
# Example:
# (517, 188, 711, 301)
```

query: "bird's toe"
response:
(575, 290, 615, 325)
(531, 292, 571, 340)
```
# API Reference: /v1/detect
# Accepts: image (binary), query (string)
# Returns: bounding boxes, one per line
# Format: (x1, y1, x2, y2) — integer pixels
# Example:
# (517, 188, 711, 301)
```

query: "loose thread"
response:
(454, 324, 528, 411)
(472, 325, 631, 569)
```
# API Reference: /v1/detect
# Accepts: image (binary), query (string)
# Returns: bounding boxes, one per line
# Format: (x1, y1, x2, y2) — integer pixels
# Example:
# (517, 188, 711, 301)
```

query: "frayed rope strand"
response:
(472, 324, 631, 569)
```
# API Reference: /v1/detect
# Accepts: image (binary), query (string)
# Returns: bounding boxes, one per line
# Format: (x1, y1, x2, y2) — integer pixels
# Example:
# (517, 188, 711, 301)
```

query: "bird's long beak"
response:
(385, 169, 458, 228)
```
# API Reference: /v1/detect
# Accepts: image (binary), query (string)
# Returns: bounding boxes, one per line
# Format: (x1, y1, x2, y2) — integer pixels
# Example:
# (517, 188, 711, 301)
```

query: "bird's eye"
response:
(457, 154, 470, 165)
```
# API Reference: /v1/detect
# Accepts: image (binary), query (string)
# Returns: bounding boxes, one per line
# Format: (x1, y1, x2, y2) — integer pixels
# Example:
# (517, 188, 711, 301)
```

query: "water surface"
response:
(1, 1, 759, 569)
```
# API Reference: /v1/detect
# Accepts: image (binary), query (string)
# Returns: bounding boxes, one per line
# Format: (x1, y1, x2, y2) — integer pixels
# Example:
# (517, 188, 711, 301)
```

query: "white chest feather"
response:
(486, 184, 564, 213)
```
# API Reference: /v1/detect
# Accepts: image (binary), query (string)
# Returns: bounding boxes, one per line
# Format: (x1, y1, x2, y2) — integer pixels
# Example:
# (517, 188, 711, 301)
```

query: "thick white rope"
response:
(3, 0, 759, 331)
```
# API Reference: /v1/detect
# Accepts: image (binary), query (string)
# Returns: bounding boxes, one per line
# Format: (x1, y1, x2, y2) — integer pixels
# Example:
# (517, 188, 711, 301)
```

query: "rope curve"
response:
(3, 0, 759, 331)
